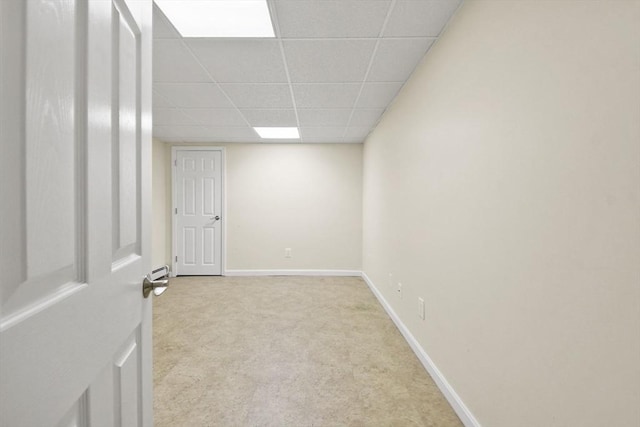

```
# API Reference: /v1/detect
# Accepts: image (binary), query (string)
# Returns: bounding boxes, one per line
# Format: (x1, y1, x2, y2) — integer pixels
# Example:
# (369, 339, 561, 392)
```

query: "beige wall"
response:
(362, 1, 640, 427)
(225, 143, 362, 271)
(151, 138, 171, 268)
(152, 143, 363, 272)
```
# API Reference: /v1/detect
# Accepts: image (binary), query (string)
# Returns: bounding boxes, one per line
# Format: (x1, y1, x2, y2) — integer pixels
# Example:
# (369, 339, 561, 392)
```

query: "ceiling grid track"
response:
(342, 0, 397, 142)
(267, 0, 303, 143)
(177, 38, 263, 139)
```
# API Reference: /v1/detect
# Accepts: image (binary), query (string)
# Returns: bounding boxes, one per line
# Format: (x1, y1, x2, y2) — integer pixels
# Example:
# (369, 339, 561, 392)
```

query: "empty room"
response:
(1, 1, 638, 427)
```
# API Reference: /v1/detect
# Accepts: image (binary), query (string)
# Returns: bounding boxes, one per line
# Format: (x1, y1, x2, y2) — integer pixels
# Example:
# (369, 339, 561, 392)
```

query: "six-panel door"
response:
(174, 150, 223, 276)
(0, 0, 153, 425)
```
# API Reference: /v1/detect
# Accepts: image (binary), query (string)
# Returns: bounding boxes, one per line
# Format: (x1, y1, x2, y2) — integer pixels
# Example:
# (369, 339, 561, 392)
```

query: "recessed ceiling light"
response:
(254, 127, 300, 139)
(155, 0, 275, 38)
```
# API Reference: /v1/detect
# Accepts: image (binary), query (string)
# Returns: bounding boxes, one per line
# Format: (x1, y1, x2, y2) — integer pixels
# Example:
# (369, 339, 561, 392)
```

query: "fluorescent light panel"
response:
(155, 0, 275, 38)
(254, 127, 300, 139)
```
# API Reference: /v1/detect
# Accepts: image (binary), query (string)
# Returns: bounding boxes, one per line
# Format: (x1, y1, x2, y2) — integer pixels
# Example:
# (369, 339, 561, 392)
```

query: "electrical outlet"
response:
(285, 248, 292, 258)
(418, 297, 425, 320)
(397, 282, 402, 299)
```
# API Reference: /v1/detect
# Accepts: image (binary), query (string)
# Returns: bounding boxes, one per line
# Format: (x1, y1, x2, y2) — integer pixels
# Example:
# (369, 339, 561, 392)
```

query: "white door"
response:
(0, 0, 153, 425)
(174, 149, 224, 276)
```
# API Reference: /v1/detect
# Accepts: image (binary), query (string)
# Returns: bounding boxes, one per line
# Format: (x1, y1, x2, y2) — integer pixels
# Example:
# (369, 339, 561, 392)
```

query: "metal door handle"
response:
(143, 265, 170, 298)
(210, 215, 221, 221)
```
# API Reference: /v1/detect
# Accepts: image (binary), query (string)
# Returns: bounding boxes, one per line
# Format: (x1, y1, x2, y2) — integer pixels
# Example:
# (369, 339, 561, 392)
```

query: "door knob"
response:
(143, 265, 170, 298)
(210, 215, 221, 221)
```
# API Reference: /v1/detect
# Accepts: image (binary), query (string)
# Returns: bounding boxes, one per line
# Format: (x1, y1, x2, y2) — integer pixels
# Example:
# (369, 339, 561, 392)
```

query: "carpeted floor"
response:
(153, 275, 463, 426)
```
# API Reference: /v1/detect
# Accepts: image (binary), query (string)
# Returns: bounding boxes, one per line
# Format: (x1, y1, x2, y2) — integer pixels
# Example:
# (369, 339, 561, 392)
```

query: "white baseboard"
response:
(360, 272, 481, 427)
(224, 269, 362, 277)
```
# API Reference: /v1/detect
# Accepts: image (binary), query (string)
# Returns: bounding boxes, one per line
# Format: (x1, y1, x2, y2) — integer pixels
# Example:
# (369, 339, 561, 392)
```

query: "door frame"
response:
(171, 146, 226, 276)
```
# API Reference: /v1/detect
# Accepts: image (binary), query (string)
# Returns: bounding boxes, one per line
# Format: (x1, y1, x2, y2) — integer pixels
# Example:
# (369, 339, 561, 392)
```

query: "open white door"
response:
(0, 0, 154, 425)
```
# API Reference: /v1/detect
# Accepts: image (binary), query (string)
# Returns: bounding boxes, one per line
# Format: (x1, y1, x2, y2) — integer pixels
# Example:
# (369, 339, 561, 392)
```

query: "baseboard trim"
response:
(361, 272, 481, 427)
(224, 269, 362, 277)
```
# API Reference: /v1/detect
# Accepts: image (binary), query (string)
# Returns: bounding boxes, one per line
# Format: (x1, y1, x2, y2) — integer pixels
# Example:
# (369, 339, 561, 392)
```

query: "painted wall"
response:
(152, 143, 363, 272)
(362, 1, 640, 426)
(224, 143, 362, 272)
(151, 138, 171, 268)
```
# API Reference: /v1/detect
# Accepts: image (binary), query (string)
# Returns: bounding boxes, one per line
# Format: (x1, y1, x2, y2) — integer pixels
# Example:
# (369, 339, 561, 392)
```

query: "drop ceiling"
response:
(152, 0, 462, 144)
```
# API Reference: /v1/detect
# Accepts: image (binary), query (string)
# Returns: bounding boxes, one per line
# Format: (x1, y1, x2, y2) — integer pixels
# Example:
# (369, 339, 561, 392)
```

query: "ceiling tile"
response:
(153, 40, 211, 82)
(342, 137, 366, 144)
(275, 0, 390, 38)
(284, 39, 377, 83)
(153, 109, 198, 126)
(367, 38, 434, 82)
(204, 127, 257, 139)
(349, 109, 385, 128)
(240, 109, 298, 127)
(153, 90, 175, 108)
(300, 127, 346, 139)
(154, 83, 235, 108)
(187, 39, 288, 83)
(153, 125, 213, 139)
(355, 82, 404, 108)
(153, 5, 180, 39)
(292, 84, 361, 109)
(259, 139, 302, 144)
(162, 137, 259, 144)
(344, 126, 372, 139)
(220, 84, 293, 109)
(297, 109, 352, 127)
(383, 0, 462, 37)
(183, 109, 248, 127)
(302, 138, 346, 143)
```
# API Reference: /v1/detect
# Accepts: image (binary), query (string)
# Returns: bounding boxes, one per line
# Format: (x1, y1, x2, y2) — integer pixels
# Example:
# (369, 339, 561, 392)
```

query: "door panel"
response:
(1, 0, 80, 324)
(174, 150, 223, 275)
(0, 0, 153, 425)
(203, 227, 216, 265)
(25, 0, 77, 282)
(114, 0, 141, 260)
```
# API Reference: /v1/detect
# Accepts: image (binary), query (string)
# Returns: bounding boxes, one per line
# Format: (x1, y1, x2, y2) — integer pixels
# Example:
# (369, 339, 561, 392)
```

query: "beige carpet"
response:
(153, 275, 463, 426)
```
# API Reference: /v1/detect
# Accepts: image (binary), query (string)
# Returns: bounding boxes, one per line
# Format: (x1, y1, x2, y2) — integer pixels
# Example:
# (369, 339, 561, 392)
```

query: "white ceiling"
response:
(152, 0, 462, 144)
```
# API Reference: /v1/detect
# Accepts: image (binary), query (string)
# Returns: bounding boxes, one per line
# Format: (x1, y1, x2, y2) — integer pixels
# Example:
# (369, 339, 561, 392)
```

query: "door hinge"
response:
(175, 256, 178, 262)
(174, 159, 177, 167)
(175, 208, 177, 214)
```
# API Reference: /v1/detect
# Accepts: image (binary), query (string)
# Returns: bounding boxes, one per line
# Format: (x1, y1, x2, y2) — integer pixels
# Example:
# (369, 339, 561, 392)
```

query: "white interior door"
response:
(174, 149, 224, 276)
(0, 0, 153, 425)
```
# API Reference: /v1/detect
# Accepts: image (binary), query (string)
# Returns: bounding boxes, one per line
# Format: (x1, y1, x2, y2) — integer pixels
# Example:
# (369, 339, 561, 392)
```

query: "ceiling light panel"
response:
(154, 0, 275, 38)
(254, 127, 300, 139)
